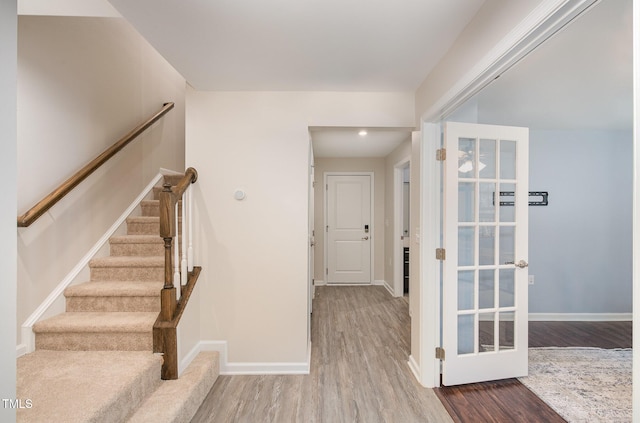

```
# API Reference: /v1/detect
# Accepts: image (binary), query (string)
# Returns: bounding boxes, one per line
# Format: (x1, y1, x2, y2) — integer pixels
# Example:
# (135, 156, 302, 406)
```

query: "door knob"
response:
(515, 259, 528, 269)
(362, 236, 369, 240)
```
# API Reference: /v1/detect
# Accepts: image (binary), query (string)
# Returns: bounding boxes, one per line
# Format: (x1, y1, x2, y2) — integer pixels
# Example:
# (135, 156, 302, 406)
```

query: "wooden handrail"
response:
(17, 102, 175, 227)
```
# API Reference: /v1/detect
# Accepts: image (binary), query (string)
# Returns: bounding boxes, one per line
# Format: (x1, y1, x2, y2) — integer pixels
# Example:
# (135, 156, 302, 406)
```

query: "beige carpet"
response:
(17, 350, 162, 423)
(18, 174, 219, 423)
(518, 347, 632, 423)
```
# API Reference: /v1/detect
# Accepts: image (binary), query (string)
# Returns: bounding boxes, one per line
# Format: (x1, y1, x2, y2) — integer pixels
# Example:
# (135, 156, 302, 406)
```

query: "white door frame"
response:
(393, 158, 411, 297)
(323, 172, 374, 285)
(415, 0, 608, 389)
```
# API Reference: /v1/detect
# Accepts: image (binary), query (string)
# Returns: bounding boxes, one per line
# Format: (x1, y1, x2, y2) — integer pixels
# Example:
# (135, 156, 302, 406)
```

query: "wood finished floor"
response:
(191, 286, 452, 423)
(435, 321, 633, 423)
(192, 286, 633, 423)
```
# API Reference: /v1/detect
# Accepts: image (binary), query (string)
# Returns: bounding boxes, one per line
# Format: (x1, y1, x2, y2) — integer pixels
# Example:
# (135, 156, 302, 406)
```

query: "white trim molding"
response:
(529, 313, 633, 322)
(192, 340, 311, 375)
(407, 355, 421, 383)
(422, 0, 600, 123)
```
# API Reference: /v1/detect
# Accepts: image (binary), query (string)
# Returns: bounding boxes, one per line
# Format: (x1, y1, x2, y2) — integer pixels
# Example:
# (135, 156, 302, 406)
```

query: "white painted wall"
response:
(17, 16, 186, 341)
(313, 158, 386, 284)
(186, 89, 414, 364)
(1, 1, 18, 420)
(383, 140, 411, 288)
(528, 129, 633, 314)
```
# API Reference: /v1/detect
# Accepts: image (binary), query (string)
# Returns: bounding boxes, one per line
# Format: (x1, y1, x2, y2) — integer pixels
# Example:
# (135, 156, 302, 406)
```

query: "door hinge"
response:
(436, 148, 446, 161)
(326, 225, 329, 232)
(436, 248, 446, 261)
(326, 268, 328, 275)
(436, 347, 445, 360)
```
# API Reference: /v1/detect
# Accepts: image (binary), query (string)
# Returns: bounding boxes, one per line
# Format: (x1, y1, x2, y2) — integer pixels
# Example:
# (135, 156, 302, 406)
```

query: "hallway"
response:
(191, 286, 451, 422)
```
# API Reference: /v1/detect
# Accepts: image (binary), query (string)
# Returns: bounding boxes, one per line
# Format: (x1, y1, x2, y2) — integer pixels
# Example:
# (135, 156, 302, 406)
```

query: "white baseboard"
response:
(16, 344, 27, 358)
(528, 313, 632, 322)
(377, 280, 395, 296)
(192, 340, 311, 375)
(314, 280, 326, 286)
(407, 355, 421, 385)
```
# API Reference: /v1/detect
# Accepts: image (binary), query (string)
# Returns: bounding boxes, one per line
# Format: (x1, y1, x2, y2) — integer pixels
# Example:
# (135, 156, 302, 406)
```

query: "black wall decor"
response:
(494, 191, 549, 206)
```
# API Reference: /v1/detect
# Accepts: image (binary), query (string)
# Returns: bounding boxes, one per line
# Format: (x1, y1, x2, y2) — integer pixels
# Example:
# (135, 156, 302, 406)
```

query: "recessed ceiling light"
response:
(358, 130, 367, 136)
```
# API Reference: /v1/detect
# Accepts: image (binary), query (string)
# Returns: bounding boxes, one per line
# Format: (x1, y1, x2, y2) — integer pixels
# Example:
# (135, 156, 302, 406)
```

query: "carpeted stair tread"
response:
(65, 281, 163, 297)
(90, 256, 164, 268)
(127, 352, 220, 423)
(17, 350, 162, 423)
(33, 311, 157, 333)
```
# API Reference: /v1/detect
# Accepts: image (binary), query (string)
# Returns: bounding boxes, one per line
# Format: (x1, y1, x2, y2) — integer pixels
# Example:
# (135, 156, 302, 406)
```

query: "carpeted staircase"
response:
(17, 174, 218, 423)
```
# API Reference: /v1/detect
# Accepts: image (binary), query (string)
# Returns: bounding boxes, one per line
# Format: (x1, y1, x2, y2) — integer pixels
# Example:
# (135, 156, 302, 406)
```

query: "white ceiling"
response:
(311, 127, 412, 158)
(467, 0, 632, 131)
(107, 0, 485, 91)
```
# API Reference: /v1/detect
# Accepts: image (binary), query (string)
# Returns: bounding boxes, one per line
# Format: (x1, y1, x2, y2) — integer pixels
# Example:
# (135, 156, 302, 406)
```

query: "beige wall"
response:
(313, 158, 386, 284)
(186, 90, 414, 363)
(383, 139, 411, 290)
(17, 16, 186, 341)
(1, 0, 17, 416)
(415, 0, 544, 121)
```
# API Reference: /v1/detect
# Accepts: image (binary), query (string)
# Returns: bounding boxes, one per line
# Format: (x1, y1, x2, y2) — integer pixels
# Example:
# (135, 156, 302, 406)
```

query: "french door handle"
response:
(362, 236, 369, 240)
(515, 259, 528, 269)
(504, 260, 529, 268)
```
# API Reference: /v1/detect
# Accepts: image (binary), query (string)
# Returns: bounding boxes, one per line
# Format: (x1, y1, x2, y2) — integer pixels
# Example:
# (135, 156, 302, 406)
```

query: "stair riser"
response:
(91, 266, 164, 282)
(141, 203, 182, 218)
(127, 221, 160, 236)
(110, 241, 182, 257)
(110, 243, 164, 257)
(66, 297, 160, 312)
(35, 332, 152, 351)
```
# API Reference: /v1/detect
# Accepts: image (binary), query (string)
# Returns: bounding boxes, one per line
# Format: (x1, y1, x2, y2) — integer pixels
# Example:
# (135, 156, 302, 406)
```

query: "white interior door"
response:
(326, 174, 372, 284)
(442, 121, 529, 386)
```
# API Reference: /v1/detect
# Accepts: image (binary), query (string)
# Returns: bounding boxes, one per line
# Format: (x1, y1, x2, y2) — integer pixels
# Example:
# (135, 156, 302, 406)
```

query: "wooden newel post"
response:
(159, 183, 177, 321)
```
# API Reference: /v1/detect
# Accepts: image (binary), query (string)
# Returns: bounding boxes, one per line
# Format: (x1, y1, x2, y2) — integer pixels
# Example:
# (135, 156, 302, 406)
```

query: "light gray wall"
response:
(1, 1, 17, 419)
(528, 129, 632, 314)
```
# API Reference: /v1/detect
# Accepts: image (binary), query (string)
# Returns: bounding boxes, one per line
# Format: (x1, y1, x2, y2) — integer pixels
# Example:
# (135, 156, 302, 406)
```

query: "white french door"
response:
(326, 174, 372, 284)
(442, 122, 529, 386)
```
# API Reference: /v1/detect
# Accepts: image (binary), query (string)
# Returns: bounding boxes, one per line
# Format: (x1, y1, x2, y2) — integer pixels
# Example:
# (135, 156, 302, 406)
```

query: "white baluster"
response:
(181, 190, 188, 286)
(187, 186, 194, 272)
(174, 201, 181, 301)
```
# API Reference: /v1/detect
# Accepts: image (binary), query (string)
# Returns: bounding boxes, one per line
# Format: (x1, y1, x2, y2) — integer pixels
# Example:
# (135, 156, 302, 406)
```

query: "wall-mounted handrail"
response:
(17, 102, 175, 227)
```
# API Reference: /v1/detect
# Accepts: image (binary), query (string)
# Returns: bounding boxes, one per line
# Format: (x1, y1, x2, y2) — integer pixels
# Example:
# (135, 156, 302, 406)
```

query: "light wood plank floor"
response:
(191, 286, 453, 423)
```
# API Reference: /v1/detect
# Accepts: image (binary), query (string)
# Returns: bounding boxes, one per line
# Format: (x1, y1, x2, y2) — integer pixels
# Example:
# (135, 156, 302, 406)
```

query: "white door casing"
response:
(326, 174, 372, 284)
(442, 122, 529, 386)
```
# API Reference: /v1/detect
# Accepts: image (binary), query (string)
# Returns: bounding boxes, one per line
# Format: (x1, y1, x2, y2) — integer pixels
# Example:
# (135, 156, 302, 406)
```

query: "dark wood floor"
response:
(435, 321, 633, 423)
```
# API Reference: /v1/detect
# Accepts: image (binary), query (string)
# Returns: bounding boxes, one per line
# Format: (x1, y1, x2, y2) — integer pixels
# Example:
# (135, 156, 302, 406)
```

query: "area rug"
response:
(518, 348, 632, 423)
